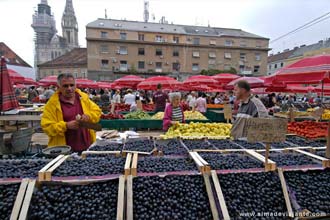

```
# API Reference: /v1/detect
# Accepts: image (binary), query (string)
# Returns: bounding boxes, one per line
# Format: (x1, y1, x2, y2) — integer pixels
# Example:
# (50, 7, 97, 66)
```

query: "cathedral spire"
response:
(62, 0, 79, 48)
(41, 0, 48, 5)
(64, 0, 75, 15)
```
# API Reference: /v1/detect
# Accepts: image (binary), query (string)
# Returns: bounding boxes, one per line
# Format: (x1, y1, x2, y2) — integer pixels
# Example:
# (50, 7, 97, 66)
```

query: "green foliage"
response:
(200, 68, 237, 76)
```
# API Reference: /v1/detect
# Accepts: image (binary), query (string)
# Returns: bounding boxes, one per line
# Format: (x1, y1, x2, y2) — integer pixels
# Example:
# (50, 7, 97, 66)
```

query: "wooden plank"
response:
(38, 155, 64, 181)
(211, 171, 230, 220)
(278, 168, 294, 218)
(10, 179, 29, 220)
(124, 153, 132, 177)
(203, 173, 219, 220)
(116, 175, 125, 220)
(131, 153, 138, 177)
(245, 150, 276, 171)
(195, 152, 211, 173)
(193, 149, 246, 153)
(18, 179, 36, 220)
(81, 151, 121, 159)
(293, 149, 330, 167)
(45, 155, 70, 181)
(189, 152, 205, 173)
(126, 175, 133, 220)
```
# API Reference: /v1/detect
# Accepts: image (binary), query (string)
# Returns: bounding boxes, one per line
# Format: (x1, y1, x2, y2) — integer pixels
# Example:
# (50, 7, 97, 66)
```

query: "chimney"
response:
(319, 40, 324, 44)
(300, 44, 306, 48)
(294, 46, 299, 50)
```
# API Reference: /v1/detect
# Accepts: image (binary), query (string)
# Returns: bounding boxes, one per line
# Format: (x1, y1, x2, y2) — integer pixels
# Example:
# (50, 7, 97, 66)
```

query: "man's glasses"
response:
(62, 84, 75, 88)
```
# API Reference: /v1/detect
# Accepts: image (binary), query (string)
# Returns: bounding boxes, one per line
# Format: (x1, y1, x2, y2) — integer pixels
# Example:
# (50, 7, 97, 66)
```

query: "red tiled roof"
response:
(268, 49, 296, 63)
(0, 42, 32, 67)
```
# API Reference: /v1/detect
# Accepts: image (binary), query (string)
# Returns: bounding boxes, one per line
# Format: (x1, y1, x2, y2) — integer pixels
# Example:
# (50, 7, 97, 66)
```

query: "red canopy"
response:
(137, 76, 180, 90)
(271, 55, 330, 84)
(75, 78, 98, 89)
(212, 73, 240, 84)
(97, 82, 113, 89)
(0, 58, 19, 111)
(114, 75, 144, 88)
(23, 77, 37, 85)
(183, 75, 218, 87)
(39, 76, 58, 86)
(8, 69, 25, 84)
(225, 76, 265, 90)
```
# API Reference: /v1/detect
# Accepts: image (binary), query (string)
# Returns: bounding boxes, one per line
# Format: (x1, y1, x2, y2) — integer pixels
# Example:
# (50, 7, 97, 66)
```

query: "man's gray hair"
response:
(57, 73, 75, 85)
(168, 92, 181, 102)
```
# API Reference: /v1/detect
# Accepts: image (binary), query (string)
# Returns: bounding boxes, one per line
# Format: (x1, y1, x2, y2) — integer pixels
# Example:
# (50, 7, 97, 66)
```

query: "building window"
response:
(281, 62, 284, 67)
(119, 46, 128, 55)
(138, 61, 145, 69)
(239, 65, 245, 73)
(269, 65, 271, 69)
(155, 49, 163, 56)
(225, 40, 233, 46)
(101, 59, 109, 68)
(155, 35, 163, 42)
(100, 44, 109, 53)
(240, 53, 246, 61)
(209, 52, 216, 58)
(208, 60, 216, 65)
(256, 40, 262, 48)
(240, 40, 247, 47)
(173, 48, 179, 57)
(210, 39, 216, 45)
(120, 60, 128, 71)
(192, 51, 200, 58)
(224, 52, 232, 59)
(173, 36, 179, 43)
(224, 64, 231, 70)
(138, 34, 145, 41)
(155, 62, 162, 72)
(172, 62, 180, 71)
(255, 53, 261, 61)
(192, 63, 199, 71)
(120, 32, 127, 40)
(101, 31, 108, 38)
(138, 48, 145, 55)
(193, 38, 200, 45)
(208, 64, 215, 69)
(254, 65, 260, 73)
(274, 64, 278, 69)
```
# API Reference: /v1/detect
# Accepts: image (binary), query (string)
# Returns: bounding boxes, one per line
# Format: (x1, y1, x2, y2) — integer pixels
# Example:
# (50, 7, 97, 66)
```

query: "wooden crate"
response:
(81, 150, 121, 159)
(245, 150, 277, 171)
(189, 152, 210, 173)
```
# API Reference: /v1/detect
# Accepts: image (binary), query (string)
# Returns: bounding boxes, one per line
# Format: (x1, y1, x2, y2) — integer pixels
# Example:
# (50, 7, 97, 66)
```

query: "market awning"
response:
(137, 76, 180, 90)
(114, 75, 144, 88)
(183, 75, 218, 88)
(39, 75, 58, 86)
(0, 57, 19, 111)
(211, 73, 240, 84)
(225, 76, 265, 90)
(75, 78, 98, 89)
(8, 69, 25, 84)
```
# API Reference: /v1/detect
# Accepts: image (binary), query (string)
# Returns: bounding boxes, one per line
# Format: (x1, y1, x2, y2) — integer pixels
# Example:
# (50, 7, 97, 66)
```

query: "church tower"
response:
(31, 0, 57, 79)
(62, 0, 79, 48)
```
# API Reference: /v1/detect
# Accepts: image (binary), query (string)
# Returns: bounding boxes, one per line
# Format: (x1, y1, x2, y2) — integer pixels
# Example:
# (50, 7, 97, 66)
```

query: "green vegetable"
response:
(124, 111, 151, 119)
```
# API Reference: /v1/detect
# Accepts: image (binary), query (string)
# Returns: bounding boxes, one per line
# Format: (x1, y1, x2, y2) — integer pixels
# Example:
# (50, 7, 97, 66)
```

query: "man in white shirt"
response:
(123, 89, 136, 105)
(186, 91, 197, 110)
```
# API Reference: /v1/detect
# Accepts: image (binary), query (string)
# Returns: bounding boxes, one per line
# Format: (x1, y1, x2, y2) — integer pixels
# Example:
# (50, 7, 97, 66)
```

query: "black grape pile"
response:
(133, 175, 212, 220)
(286, 136, 325, 147)
(200, 153, 263, 170)
(183, 140, 215, 150)
(271, 142, 292, 149)
(261, 152, 320, 167)
(53, 158, 125, 177)
(28, 180, 118, 220)
(233, 140, 265, 150)
(156, 139, 187, 155)
(219, 172, 287, 220)
(315, 150, 327, 158)
(89, 142, 123, 151)
(124, 139, 155, 152)
(285, 169, 330, 215)
(208, 139, 241, 150)
(0, 183, 20, 220)
(137, 157, 197, 173)
(0, 159, 50, 178)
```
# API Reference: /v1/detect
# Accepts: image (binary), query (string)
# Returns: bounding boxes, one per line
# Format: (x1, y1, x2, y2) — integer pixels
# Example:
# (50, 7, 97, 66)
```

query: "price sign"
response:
(223, 104, 232, 122)
(245, 118, 287, 143)
(311, 107, 324, 122)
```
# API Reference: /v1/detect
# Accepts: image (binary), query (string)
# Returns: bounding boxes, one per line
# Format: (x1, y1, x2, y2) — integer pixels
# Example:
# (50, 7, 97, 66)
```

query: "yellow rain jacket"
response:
(41, 89, 101, 147)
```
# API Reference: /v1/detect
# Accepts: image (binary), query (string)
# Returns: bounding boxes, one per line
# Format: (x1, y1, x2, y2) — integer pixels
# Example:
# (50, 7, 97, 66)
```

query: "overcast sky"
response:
(1, 0, 330, 67)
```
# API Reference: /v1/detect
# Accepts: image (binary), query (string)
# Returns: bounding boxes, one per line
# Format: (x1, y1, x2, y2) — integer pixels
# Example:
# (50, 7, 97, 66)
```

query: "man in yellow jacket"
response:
(41, 73, 101, 152)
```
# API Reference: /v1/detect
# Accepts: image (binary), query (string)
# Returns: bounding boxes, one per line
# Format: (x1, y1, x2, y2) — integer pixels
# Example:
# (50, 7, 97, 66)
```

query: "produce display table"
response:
(100, 119, 210, 130)
(205, 110, 225, 122)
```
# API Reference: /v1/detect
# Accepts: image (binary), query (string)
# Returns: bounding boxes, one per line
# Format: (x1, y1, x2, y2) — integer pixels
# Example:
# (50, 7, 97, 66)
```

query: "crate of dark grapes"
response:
(0, 181, 22, 220)
(123, 138, 157, 155)
(88, 139, 123, 153)
(126, 174, 219, 220)
(155, 138, 188, 156)
(182, 139, 217, 151)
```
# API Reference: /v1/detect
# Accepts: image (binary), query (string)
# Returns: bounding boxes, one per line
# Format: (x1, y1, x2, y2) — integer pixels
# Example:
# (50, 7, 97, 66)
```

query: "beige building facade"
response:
(86, 19, 270, 81)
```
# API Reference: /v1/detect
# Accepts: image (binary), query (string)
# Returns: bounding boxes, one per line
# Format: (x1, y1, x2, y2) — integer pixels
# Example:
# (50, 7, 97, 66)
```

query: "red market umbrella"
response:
(225, 76, 265, 90)
(8, 69, 25, 84)
(251, 88, 269, 95)
(75, 78, 98, 89)
(23, 77, 37, 85)
(0, 58, 19, 111)
(97, 82, 113, 89)
(137, 76, 180, 90)
(272, 55, 330, 84)
(114, 75, 144, 88)
(212, 73, 240, 84)
(183, 75, 218, 87)
(14, 84, 27, 89)
(39, 75, 58, 86)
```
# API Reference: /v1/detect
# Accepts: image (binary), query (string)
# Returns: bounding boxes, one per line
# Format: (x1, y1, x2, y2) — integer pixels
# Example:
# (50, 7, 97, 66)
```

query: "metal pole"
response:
(321, 80, 324, 104)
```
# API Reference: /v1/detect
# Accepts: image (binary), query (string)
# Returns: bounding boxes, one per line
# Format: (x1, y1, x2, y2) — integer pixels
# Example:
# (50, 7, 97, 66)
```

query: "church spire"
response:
(62, 0, 79, 48)
(41, 0, 48, 5)
(64, 0, 75, 15)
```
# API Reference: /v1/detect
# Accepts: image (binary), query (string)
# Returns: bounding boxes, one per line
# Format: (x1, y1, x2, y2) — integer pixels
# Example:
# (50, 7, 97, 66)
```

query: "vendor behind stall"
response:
(41, 73, 101, 152)
(231, 80, 268, 139)
(153, 84, 168, 112)
(163, 92, 185, 131)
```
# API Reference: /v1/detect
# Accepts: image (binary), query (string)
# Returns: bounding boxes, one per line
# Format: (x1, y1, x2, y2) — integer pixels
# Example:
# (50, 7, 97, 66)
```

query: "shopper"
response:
(112, 90, 121, 104)
(27, 86, 39, 102)
(186, 91, 197, 110)
(153, 84, 168, 112)
(195, 92, 207, 114)
(123, 89, 136, 105)
(41, 73, 101, 152)
(231, 80, 268, 139)
(163, 92, 185, 131)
